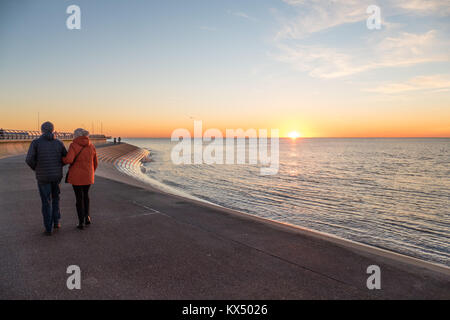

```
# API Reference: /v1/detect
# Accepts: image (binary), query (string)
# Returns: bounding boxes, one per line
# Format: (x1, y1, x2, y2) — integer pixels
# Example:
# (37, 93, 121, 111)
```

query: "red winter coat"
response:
(63, 136, 98, 185)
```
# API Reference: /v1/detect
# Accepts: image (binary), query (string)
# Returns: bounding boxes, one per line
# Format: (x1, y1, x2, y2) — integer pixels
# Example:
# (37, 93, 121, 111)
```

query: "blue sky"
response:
(1, 0, 449, 137)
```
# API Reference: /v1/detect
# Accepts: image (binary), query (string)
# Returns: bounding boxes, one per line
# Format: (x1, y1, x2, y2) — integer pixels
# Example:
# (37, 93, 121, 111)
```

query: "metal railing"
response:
(0, 129, 107, 141)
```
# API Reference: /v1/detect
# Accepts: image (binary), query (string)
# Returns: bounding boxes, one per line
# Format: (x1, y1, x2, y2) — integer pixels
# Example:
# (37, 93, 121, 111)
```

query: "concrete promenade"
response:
(0, 144, 449, 299)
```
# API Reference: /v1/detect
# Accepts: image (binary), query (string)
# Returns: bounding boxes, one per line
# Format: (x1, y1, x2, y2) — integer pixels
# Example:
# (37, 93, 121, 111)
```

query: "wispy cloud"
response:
(395, 0, 450, 15)
(229, 10, 257, 21)
(365, 75, 450, 94)
(275, 30, 449, 79)
(277, 0, 450, 40)
(273, 0, 450, 79)
(277, 0, 373, 39)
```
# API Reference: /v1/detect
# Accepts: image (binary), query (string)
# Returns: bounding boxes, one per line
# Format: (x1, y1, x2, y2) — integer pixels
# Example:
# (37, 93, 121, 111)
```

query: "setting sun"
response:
(288, 131, 301, 139)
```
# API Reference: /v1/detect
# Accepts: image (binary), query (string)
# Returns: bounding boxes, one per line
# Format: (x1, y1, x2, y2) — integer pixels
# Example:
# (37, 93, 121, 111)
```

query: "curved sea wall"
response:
(97, 143, 150, 176)
(96, 143, 207, 202)
(0, 138, 106, 159)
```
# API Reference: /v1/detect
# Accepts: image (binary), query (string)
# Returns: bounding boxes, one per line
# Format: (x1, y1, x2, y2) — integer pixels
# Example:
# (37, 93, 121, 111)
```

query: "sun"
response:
(287, 131, 301, 139)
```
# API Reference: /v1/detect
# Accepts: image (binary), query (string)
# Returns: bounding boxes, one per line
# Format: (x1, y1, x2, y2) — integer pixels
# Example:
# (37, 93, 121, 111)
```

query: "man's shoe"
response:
(76, 224, 84, 230)
(44, 231, 52, 236)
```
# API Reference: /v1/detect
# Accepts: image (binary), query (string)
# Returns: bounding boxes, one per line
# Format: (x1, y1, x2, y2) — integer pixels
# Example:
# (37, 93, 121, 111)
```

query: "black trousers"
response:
(72, 185, 91, 224)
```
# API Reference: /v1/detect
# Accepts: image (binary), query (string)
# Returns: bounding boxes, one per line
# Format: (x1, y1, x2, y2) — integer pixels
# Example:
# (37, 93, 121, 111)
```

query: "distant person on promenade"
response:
(118, 137, 121, 144)
(113, 137, 116, 144)
(25, 121, 67, 235)
(63, 128, 98, 230)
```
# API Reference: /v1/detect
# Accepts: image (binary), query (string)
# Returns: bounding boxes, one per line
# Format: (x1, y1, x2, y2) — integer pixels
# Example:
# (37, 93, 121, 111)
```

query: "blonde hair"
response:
(74, 128, 89, 138)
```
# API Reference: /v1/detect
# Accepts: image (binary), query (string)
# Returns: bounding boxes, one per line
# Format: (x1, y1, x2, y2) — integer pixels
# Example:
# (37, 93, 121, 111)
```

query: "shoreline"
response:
(97, 142, 450, 275)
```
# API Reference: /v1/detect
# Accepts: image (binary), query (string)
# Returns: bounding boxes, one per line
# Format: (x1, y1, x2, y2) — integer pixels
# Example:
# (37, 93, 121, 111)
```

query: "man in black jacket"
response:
(26, 122, 67, 235)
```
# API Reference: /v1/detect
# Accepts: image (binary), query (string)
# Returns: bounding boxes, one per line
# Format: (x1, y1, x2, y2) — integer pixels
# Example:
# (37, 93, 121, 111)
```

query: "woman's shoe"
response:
(85, 216, 91, 225)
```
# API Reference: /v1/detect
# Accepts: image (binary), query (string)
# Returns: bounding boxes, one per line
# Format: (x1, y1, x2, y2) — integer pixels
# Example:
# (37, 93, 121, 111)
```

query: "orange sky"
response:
(2, 110, 449, 138)
(2, 92, 449, 137)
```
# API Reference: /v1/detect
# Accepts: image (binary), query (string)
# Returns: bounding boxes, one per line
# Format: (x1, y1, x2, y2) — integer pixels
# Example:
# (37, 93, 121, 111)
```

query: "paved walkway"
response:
(0, 151, 449, 299)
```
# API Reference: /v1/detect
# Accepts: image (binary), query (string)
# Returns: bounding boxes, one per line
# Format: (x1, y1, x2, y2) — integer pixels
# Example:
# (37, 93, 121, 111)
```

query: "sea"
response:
(122, 138, 450, 266)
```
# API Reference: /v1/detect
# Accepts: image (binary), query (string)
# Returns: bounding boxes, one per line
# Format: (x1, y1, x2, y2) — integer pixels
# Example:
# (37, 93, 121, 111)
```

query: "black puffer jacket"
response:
(26, 133, 68, 183)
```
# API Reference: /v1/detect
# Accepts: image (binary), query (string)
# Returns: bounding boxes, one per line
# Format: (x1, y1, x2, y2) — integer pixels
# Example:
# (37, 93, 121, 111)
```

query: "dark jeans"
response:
(73, 185, 91, 225)
(37, 182, 61, 233)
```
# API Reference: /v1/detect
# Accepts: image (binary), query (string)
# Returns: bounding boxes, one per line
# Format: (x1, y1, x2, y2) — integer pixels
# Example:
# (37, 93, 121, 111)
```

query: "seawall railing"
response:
(0, 129, 108, 141)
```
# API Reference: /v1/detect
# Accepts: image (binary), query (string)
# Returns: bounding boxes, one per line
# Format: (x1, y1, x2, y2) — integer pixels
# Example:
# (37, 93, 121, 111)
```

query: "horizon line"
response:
(118, 136, 450, 139)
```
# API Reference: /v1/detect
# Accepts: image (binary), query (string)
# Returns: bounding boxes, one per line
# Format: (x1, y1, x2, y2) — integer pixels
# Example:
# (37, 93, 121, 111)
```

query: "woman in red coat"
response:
(63, 128, 98, 229)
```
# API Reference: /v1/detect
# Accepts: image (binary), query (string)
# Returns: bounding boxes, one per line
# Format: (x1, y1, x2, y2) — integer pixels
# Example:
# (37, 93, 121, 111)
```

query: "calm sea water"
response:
(123, 138, 450, 266)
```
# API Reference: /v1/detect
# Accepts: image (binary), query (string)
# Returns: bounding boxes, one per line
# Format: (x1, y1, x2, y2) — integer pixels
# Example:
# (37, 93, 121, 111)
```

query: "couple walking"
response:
(26, 121, 98, 235)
